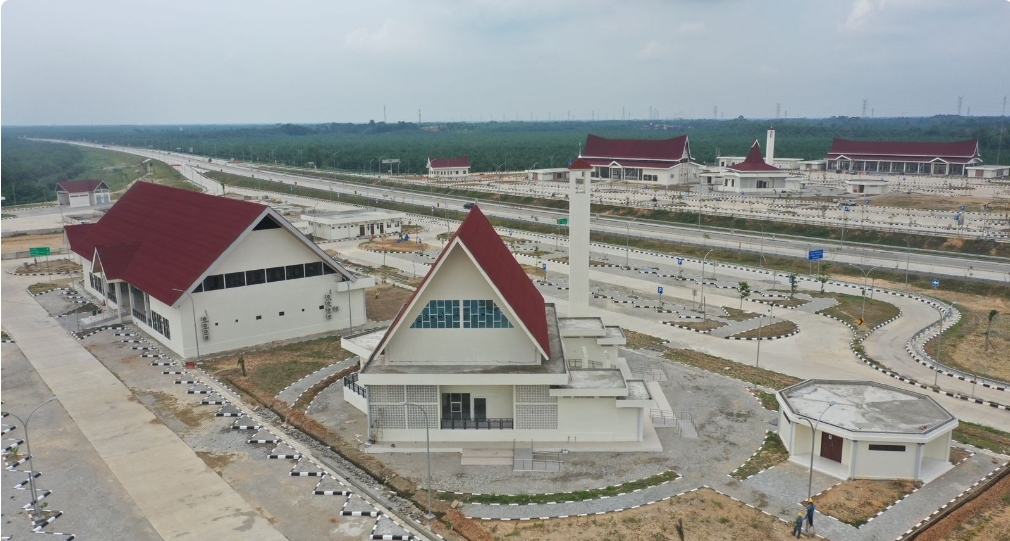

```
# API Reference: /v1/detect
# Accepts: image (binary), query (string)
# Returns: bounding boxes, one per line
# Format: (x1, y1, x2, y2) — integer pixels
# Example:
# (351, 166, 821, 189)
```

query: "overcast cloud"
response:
(2, 0, 1008, 125)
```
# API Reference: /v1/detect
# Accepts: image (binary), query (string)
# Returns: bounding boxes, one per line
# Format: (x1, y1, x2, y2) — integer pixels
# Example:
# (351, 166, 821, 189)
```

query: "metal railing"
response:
(131, 308, 147, 324)
(342, 372, 367, 398)
(440, 417, 513, 430)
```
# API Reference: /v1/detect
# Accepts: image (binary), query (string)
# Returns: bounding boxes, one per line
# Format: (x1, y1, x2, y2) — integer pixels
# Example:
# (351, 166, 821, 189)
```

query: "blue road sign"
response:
(657, 286, 664, 295)
(954, 214, 960, 221)
(932, 279, 940, 287)
(960, 205, 965, 211)
(865, 199, 870, 205)
(541, 263, 547, 270)
(844, 206, 850, 212)
(788, 275, 795, 283)
(808, 249, 824, 261)
(676, 257, 684, 265)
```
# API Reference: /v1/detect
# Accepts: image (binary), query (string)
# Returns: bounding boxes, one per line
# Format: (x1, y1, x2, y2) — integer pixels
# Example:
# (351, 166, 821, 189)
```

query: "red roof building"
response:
(700, 141, 802, 194)
(578, 134, 697, 185)
(825, 139, 981, 175)
(56, 179, 111, 207)
(426, 156, 471, 179)
(67, 182, 371, 359)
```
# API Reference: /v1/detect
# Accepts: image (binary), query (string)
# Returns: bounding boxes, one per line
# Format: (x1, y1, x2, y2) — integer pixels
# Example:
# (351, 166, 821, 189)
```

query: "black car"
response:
(463, 202, 475, 209)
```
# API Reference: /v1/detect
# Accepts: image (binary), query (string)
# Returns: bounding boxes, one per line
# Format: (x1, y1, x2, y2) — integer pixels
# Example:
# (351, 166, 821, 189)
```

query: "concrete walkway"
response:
(1, 266, 288, 541)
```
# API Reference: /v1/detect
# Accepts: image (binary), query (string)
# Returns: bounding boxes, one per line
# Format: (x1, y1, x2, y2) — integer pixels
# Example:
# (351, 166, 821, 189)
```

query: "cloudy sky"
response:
(2, 0, 1008, 125)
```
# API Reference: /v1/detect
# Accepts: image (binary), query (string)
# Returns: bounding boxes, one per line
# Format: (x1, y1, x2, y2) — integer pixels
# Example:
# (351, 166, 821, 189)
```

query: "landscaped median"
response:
(439, 470, 679, 506)
(730, 431, 789, 480)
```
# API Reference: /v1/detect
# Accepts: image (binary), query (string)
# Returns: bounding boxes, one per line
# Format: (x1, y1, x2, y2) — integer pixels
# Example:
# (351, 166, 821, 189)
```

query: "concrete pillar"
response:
(766, 128, 776, 165)
(849, 440, 858, 479)
(914, 442, 923, 481)
(567, 159, 593, 316)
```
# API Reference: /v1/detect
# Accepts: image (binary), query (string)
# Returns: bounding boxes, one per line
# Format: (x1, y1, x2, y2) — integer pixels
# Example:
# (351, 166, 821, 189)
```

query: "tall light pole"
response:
(902, 238, 911, 289)
(624, 219, 637, 269)
(804, 400, 837, 500)
(846, 263, 881, 322)
(700, 249, 714, 320)
(400, 402, 434, 521)
(3, 396, 58, 524)
(933, 301, 954, 387)
(171, 288, 202, 363)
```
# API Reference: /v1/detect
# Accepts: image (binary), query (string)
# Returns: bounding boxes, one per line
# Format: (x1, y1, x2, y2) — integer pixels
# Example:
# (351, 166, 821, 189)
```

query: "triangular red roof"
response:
(370, 205, 550, 361)
(582, 134, 690, 162)
(568, 158, 593, 170)
(827, 139, 979, 160)
(428, 156, 471, 168)
(57, 179, 109, 193)
(729, 141, 781, 172)
(67, 182, 278, 306)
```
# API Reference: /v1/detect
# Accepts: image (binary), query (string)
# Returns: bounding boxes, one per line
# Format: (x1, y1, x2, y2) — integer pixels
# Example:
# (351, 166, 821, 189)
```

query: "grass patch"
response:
(28, 282, 62, 295)
(952, 421, 1010, 455)
(731, 432, 789, 479)
(1, 213, 14, 219)
(440, 470, 678, 505)
(723, 307, 760, 321)
(752, 389, 780, 411)
(818, 293, 900, 330)
(203, 335, 352, 397)
(623, 330, 666, 350)
(676, 319, 728, 332)
(756, 297, 808, 308)
(665, 349, 802, 391)
(1, 331, 11, 341)
(817, 479, 918, 527)
(729, 320, 798, 339)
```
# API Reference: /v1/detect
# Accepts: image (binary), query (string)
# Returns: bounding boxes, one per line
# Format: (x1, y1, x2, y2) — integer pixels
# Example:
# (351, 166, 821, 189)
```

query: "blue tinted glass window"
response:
(409, 300, 460, 329)
(463, 300, 513, 329)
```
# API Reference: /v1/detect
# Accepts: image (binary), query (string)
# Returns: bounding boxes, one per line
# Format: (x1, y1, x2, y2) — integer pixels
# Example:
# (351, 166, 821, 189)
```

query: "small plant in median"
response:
(738, 281, 751, 309)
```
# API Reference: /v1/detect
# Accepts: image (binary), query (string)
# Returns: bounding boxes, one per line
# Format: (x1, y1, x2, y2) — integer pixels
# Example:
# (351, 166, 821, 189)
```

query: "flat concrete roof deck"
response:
(558, 316, 607, 336)
(559, 369, 626, 390)
(625, 380, 651, 400)
(781, 380, 955, 435)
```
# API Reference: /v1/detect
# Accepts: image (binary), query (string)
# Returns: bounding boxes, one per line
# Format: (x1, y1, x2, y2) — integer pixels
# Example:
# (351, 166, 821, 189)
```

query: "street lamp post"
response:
(902, 238, 911, 289)
(700, 249, 714, 320)
(3, 396, 58, 524)
(400, 402, 435, 521)
(624, 219, 637, 269)
(804, 400, 837, 500)
(846, 264, 881, 322)
(171, 288, 202, 363)
(932, 302, 954, 386)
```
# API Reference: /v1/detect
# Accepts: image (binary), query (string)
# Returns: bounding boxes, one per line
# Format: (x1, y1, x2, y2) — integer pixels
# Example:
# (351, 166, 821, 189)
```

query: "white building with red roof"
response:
(341, 204, 655, 445)
(66, 182, 373, 358)
(825, 139, 982, 176)
(56, 179, 111, 207)
(426, 156, 471, 179)
(580, 134, 698, 186)
(703, 141, 803, 194)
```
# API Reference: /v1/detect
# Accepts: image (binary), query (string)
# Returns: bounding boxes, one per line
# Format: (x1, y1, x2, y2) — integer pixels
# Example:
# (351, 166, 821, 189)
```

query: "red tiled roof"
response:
(582, 134, 690, 162)
(568, 158, 594, 170)
(729, 141, 781, 172)
(825, 154, 978, 164)
(580, 158, 681, 170)
(66, 182, 269, 306)
(371, 205, 550, 361)
(826, 139, 979, 160)
(428, 156, 470, 168)
(56, 179, 108, 193)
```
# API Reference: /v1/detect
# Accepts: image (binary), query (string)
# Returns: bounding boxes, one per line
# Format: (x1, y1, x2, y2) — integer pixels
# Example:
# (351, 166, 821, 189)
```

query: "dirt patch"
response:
(949, 447, 972, 465)
(678, 319, 728, 332)
(730, 320, 798, 339)
(27, 281, 71, 294)
(145, 390, 213, 428)
(623, 330, 667, 350)
(914, 469, 1010, 541)
(665, 349, 801, 391)
(13, 258, 81, 274)
(359, 237, 431, 253)
(817, 293, 900, 330)
(724, 307, 761, 321)
(521, 264, 545, 277)
(365, 283, 414, 321)
(925, 297, 1010, 383)
(471, 488, 801, 541)
(0, 232, 66, 254)
(872, 193, 991, 212)
(757, 297, 809, 308)
(732, 433, 789, 479)
(817, 479, 918, 526)
(196, 451, 240, 473)
(202, 335, 352, 398)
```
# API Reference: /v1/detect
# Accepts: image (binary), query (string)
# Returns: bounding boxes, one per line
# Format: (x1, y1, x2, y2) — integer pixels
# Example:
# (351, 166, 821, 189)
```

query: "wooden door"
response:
(820, 431, 843, 463)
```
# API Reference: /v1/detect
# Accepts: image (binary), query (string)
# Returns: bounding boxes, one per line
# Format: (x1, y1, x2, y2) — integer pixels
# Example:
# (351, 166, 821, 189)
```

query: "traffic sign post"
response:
(932, 279, 940, 288)
(807, 249, 824, 260)
(29, 247, 50, 257)
(657, 286, 664, 311)
(541, 262, 547, 281)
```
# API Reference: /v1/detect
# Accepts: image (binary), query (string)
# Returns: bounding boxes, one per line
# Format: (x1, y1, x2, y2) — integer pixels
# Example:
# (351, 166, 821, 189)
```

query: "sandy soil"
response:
(1, 232, 65, 253)
(917, 471, 1010, 541)
(817, 479, 918, 526)
(13, 258, 81, 274)
(469, 488, 802, 541)
(872, 193, 992, 212)
(359, 237, 431, 253)
(925, 291, 1010, 382)
(365, 283, 414, 321)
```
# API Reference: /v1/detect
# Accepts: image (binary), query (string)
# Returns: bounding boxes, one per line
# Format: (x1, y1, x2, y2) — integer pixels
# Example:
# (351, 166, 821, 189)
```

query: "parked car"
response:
(463, 202, 475, 209)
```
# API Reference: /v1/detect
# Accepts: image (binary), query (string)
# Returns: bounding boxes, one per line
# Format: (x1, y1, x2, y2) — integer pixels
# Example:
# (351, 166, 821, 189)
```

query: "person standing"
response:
(806, 498, 816, 534)
(793, 511, 805, 538)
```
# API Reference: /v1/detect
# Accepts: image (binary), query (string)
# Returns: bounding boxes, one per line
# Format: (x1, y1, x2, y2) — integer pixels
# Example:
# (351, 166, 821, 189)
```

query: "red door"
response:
(820, 432, 843, 463)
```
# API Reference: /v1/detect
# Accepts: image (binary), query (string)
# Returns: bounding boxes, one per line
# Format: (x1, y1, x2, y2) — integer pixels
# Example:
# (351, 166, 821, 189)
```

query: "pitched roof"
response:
(66, 182, 354, 307)
(826, 139, 980, 160)
(582, 134, 690, 162)
(729, 140, 782, 172)
(428, 156, 471, 168)
(56, 179, 108, 193)
(568, 158, 594, 170)
(369, 205, 550, 362)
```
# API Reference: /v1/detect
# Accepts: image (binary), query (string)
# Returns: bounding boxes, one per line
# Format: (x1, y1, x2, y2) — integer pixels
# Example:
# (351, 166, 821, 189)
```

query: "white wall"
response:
(441, 385, 514, 419)
(557, 397, 641, 442)
(852, 440, 917, 480)
(384, 245, 539, 365)
(214, 228, 321, 274)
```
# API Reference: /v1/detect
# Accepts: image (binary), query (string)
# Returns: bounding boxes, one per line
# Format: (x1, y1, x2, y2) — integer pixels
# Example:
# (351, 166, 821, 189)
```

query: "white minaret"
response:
(766, 127, 776, 165)
(567, 159, 592, 316)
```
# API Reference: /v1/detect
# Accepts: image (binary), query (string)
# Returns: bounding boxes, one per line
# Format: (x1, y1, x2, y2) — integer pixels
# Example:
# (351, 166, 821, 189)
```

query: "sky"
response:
(2, 0, 1009, 126)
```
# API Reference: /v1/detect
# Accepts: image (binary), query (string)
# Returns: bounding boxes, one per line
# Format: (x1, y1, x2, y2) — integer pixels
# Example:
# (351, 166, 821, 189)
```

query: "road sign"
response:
(657, 286, 664, 295)
(788, 275, 795, 284)
(844, 206, 850, 212)
(954, 214, 960, 221)
(960, 205, 965, 211)
(29, 247, 50, 257)
(932, 279, 940, 287)
(865, 199, 870, 205)
(676, 257, 684, 265)
(807, 249, 824, 261)
(556, 218, 568, 225)
(541, 263, 547, 270)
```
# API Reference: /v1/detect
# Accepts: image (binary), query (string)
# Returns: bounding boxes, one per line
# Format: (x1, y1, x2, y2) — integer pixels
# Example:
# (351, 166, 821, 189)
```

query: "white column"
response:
(568, 165, 591, 316)
(849, 440, 858, 479)
(766, 128, 776, 165)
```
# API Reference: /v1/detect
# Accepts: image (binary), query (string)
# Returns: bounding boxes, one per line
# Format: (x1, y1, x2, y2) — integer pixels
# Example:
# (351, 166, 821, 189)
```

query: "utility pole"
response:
(714, 105, 718, 120)
(383, 105, 386, 123)
(957, 96, 963, 116)
(418, 109, 421, 125)
(862, 99, 868, 118)
(997, 96, 1007, 167)
(776, 103, 780, 119)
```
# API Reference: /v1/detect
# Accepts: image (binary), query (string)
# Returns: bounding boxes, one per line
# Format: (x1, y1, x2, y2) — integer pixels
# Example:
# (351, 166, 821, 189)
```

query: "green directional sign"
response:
(556, 218, 568, 225)
(29, 247, 51, 257)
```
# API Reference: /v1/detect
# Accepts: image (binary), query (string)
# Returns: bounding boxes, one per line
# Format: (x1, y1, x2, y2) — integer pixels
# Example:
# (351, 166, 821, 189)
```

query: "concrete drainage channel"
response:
(111, 326, 436, 541)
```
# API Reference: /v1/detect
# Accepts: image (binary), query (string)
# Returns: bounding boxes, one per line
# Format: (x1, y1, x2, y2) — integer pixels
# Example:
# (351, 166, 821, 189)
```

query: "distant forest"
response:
(3, 116, 1007, 205)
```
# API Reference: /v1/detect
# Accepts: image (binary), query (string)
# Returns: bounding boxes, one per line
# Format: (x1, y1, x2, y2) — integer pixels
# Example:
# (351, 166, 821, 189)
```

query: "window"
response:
(463, 300, 513, 329)
(323, 264, 337, 275)
(278, 311, 285, 316)
(441, 393, 471, 420)
(107, 282, 117, 302)
(246, 269, 266, 285)
(868, 444, 906, 452)
(304, 262, 323, 277)
(256, 315, 262, 320)
(410, 300, 459, 329)
(225, 272, 246, 288)
(252, 216, 281, 230)
(193, 283, 204, 293)
(203, 274, 225, 291)
(286, 264, 305, 280)
(266, 266, 285, 282)
(150, 310, 171, 339)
